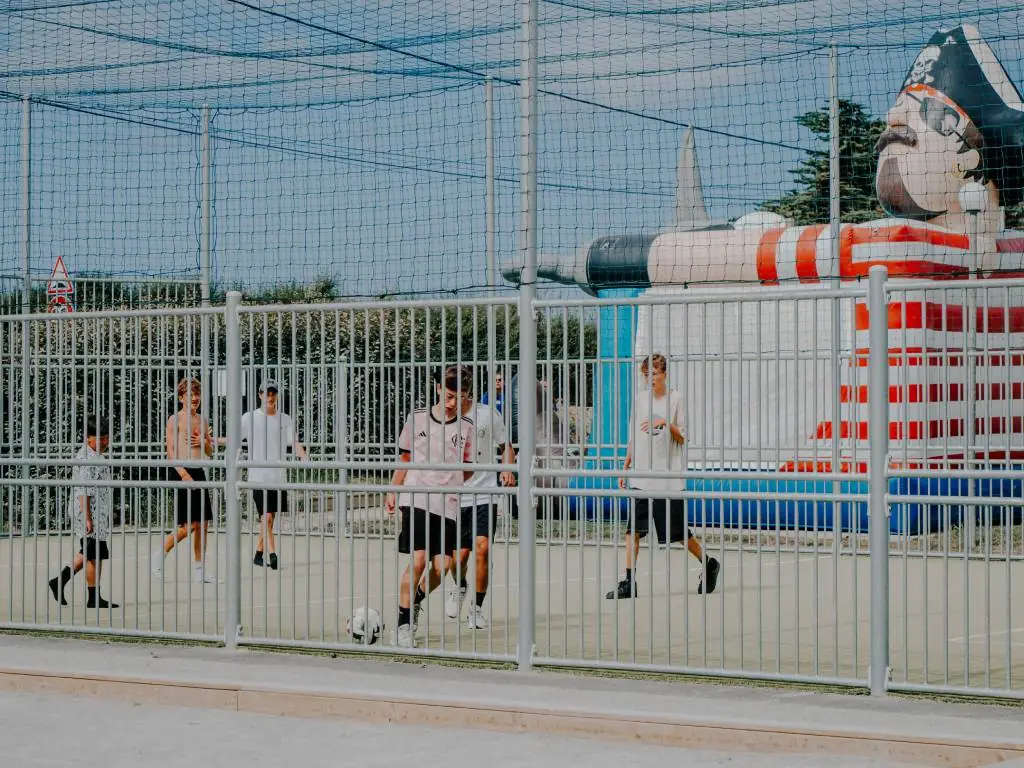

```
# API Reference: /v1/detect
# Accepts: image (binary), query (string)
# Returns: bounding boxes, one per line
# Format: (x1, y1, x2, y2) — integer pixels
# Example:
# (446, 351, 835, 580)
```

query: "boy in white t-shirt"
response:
(385, 365, 475, 648)
(442, 392, 517, 629)
(241, 379, 308, 570)
(606, 354, 720, 599)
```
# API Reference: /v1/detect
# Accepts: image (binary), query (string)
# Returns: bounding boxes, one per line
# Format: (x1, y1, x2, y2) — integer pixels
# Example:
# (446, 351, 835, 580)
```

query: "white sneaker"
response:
(466, 605, 488, 630)
(193, 565, 216, 584)
(445, 585, 467, 619)
(394, 624, 415, 648)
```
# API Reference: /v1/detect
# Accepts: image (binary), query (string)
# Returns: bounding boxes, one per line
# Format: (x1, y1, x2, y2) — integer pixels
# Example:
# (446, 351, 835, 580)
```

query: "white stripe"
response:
(775, 226, 802, 281)
(850, 241, 968, 268)
(814, 224, 837, 281)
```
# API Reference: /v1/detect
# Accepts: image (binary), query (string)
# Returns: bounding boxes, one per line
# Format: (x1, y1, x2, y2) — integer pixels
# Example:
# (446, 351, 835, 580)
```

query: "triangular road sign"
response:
(47, 256, 73, 296)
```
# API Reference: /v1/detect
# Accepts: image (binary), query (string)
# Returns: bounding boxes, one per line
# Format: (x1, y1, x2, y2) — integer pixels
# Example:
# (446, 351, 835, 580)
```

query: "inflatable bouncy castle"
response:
(506, 25, 1024, 533)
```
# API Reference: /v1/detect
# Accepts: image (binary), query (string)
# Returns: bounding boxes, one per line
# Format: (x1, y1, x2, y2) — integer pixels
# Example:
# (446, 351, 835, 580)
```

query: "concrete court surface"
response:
(1, 529, 1023, 691)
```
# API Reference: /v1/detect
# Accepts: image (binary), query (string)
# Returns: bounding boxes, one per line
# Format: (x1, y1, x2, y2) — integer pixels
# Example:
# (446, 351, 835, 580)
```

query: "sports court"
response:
(3, 521, 1022, 693)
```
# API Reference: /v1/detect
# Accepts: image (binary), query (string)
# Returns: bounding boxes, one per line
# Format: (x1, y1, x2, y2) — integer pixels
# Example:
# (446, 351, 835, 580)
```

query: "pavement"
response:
(0, 634, 1022, 767)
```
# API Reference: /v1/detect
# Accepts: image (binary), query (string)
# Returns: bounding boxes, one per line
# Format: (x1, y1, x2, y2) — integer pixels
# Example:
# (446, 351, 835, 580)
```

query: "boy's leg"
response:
(191, 521, 204, 561)
(49, 550, 85, 604)
(265, 511, 276, 554)
(163, 526, 189, 553)
(85, 559, 96, 587)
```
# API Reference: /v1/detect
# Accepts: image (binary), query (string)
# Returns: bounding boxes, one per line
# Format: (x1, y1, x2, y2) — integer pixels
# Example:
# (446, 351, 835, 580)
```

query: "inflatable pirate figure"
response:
(877, 24, 1024, 268)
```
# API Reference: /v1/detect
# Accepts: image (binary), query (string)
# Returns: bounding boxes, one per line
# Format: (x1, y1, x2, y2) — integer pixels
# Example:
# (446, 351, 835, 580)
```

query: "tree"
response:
(760, 100, 885, 225)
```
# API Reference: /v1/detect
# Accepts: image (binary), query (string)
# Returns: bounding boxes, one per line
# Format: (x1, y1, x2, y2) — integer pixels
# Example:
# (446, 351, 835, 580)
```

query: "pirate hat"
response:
(902, 24, 1024, 206)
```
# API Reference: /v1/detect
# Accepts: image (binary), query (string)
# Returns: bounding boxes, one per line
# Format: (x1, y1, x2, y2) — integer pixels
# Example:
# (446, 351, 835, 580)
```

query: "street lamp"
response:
(958, 181, 986, 552)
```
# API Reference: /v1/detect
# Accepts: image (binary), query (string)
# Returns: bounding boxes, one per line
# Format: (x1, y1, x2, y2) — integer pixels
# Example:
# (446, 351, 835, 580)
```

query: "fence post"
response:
(20, 95, 32, 533)
(868, 265, 890, 695)
(516, 0, 539, 672)
(224, 291, 242, 648)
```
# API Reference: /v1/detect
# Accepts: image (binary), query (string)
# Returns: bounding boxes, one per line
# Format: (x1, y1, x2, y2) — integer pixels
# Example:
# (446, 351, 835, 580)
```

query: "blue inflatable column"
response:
(569, 287, 641, 520)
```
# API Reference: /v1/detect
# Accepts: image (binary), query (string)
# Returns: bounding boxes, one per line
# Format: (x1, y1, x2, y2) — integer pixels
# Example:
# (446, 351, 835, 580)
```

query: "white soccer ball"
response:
(347, 606, 383, 645)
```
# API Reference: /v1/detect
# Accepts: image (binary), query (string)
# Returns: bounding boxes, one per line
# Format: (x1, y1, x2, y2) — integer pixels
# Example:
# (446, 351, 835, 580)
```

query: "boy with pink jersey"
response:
(385, 365, 474, 648)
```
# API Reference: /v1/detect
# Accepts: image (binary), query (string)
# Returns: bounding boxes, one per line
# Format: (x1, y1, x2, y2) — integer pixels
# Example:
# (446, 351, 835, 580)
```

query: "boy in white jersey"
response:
(385, 365, 475, 648)
(606, 354, 720, 599)
(242, 378, 308, 570)
(443, 381, 517, 629)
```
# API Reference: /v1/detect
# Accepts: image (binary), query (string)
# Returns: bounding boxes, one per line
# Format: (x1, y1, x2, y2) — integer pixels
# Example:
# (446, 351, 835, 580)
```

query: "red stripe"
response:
(796, 225, 824, 283)
(850, 347, 1024, 367)
(757, 228, 783, 284)
(854, 302, 1024, 333)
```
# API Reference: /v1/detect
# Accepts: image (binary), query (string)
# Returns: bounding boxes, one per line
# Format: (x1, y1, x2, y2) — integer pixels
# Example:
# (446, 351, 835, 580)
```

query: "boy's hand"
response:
(179, 470, 193, 482)
(499, 471, 516, 487)
(385, 491, 397, 514)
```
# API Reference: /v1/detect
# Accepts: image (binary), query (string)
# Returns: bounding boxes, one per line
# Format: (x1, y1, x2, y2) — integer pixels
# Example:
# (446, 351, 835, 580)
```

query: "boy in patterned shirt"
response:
(385, 365, 475, 648)
(48, 415, 119, 609)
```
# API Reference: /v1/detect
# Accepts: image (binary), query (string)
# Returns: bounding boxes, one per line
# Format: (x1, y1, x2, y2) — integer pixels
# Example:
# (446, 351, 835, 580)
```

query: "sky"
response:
(1, 0, 1023, 298)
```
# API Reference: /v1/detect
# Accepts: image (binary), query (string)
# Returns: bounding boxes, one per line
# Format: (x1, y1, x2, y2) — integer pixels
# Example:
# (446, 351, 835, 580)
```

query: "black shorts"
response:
(397, 507, 458, 557)
(627, 496, 693, 544)
(457, 503, 496, 549)
(252, 489, 288, 517)
(173, 466, 214, 526)
(78, 537, 110, 562)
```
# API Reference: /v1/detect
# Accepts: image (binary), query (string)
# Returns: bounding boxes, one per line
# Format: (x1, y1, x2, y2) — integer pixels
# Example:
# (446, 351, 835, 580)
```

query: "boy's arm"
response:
(203, 419, 215, 456)
(385, 453, 410, 513)
(499, 441, 517, 487)
(669, 395, 686, 445)
(82, 494, 93, 534)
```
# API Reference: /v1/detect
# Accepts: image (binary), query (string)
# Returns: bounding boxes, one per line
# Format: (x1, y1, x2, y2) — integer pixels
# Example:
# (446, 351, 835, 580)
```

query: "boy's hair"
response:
(640, 353, 667, 375)
(176, 376, 201, 398)
(432, 364, 473, 395)
(84, 415, 109, 439)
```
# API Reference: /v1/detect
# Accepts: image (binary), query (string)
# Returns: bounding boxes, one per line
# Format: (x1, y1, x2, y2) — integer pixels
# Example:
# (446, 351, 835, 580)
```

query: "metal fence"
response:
(2, 270, 1023, 698)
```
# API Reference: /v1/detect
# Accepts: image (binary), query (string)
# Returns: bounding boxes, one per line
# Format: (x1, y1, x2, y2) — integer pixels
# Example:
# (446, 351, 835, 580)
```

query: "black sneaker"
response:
(605, 578, 637, 599)
(268, 553, 279, 571)
(48, 577, 68, 606)
(86, 595, 119, 609)
(253, 551, 264, 567)
(698, 557, 721, 595)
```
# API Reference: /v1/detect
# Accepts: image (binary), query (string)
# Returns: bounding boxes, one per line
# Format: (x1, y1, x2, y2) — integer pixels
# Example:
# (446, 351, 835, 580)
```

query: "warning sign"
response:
(47, 256, 74, 313)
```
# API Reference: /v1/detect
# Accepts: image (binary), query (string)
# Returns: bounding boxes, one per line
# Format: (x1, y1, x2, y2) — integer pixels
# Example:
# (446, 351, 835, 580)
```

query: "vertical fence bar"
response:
(868, 265, 890, 695)
(20, 96, 32, 544)
(517, 0, 539, 672)
(225, 292, 242, 647)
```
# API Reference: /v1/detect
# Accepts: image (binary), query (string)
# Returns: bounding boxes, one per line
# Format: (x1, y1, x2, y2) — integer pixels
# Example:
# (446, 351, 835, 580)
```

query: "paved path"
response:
(2, 689, 911, 768)
(0, 635, 1022, 767)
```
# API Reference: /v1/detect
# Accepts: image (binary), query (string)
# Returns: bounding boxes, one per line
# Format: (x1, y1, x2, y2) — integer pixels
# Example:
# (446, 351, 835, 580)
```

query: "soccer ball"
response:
(347, 606, 383, 645)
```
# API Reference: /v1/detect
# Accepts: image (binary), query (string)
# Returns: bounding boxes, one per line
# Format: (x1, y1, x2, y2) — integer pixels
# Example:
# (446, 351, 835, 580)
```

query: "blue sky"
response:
(1, 0, 1023, 297)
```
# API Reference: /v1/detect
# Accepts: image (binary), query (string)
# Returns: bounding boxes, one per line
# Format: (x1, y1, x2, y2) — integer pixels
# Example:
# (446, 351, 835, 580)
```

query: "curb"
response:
(1, 665, 1022, 767)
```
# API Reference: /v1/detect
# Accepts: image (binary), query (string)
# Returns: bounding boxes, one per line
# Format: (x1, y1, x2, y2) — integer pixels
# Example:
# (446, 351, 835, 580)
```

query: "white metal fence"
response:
(1, 270, 1023, 698)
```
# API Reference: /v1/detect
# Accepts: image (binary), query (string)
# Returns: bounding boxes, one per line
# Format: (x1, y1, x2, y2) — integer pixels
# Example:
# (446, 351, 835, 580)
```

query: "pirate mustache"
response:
(876, 125, 918, 153)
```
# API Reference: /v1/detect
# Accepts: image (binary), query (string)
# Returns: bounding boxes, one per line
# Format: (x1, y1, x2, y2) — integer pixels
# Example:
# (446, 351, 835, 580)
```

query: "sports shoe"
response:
(193, 565, 216, 584)
(86, 595, 119, 609)
(466, 605, 487, 630)
(605, 578, 637, 599)
(252, 551, 264, 567)
(698, 557, 721, 595)
(268, 553, 279, 571)
(394, 623, 415, 648)
(445, 585, 467, 619)
(48, 577, 68, 606)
